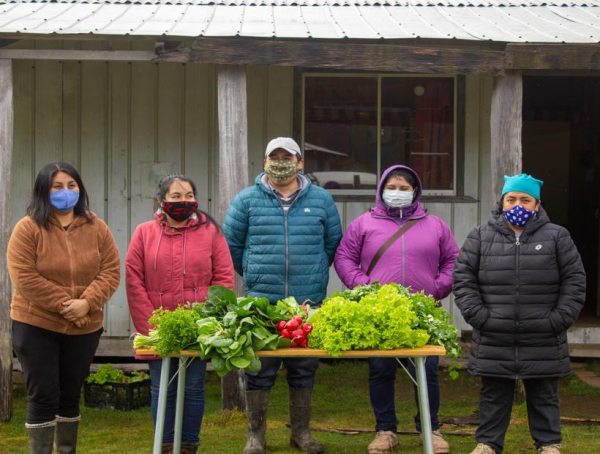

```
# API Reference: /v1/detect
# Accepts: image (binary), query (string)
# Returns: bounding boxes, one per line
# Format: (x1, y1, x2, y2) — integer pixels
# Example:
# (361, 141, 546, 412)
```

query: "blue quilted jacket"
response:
(223, 173, 342, 304)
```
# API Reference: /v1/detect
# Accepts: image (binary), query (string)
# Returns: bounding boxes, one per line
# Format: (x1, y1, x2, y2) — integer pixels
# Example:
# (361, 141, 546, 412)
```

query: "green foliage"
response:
(311, 283, 462, 366)
(86, 364, 149, 385)
(133, 286, 306, 377)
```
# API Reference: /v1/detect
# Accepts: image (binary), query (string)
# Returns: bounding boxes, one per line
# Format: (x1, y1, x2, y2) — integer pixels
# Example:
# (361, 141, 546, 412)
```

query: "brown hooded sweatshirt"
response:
(7, 213, 121, 335)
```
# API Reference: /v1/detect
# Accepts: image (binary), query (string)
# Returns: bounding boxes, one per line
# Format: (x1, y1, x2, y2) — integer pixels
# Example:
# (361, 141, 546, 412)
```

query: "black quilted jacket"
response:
(453, 205, 586, 379)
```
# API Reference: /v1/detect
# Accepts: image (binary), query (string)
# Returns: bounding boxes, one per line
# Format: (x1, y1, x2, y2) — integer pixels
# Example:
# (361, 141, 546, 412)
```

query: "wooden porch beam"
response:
(507, 44, 600, 70)
(216, 65, 249, 411)
(490, 70, 523, 202)
(0, 49, 155, 61)
(155, 38, 506, 75)
(0, 58, 14, 422)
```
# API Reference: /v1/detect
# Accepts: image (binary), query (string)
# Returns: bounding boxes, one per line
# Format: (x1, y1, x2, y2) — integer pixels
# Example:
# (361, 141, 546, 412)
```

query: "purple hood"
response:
(372, 165, 427, 220)
(334, 165, 459, 299)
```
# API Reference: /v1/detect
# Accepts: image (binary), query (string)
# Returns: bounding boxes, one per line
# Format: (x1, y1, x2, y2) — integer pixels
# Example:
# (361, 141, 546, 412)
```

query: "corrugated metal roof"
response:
(0, 1, 599, 42)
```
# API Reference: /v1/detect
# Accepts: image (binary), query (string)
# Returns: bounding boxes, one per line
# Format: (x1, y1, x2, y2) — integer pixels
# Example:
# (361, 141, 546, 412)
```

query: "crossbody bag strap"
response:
(365, 217, 423, 277)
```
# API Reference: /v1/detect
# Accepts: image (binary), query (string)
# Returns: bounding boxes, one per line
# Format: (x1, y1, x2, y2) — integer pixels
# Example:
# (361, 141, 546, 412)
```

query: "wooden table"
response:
(136, 346, 446, 454)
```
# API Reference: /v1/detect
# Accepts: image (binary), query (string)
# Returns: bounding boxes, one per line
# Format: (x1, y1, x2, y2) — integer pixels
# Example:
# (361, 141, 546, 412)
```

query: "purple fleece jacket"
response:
(334, 165, 459, 300)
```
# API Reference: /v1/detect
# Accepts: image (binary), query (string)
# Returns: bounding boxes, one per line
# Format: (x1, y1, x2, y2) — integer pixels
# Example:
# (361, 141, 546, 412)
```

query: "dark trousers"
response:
(245, 357, 319, 391)
(369, 356, 440, 433)
(12, 320, 102, 424)
(476, 376, 561, 454)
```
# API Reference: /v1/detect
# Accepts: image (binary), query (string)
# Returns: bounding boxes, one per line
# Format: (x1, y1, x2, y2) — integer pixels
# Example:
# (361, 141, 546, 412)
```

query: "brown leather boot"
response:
(180, 443, 199, 454)
(161, 443, 173, 454)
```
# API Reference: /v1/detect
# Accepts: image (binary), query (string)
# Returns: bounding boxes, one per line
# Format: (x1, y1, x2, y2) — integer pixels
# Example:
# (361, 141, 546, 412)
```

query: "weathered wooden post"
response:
(491, 70, 525, 402)
(490, 70, 523, 201)
(0, 58, 14, 422)
(216, 64, 249, 411)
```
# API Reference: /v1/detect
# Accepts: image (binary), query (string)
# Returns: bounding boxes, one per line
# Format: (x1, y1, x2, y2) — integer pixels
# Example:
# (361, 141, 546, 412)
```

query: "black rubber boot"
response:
(242, 390, 270, 454)
(289, 388, 325, 454)
(55, 415, 80, 454)
(26, 421, 55, 454)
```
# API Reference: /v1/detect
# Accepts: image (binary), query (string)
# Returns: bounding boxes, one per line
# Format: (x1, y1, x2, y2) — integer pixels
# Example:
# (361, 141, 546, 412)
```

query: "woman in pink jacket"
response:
(126, 174, 234, 454)
(334, 165, 459, 454)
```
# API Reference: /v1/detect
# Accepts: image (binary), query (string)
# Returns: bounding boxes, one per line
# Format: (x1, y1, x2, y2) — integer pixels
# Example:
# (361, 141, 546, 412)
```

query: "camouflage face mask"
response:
(264, 160, 299, 183)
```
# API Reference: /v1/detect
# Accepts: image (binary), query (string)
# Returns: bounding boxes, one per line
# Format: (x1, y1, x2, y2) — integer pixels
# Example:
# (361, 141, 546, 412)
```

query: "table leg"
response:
(153, 357, 171, 454)
(415, 357, 433, 454)
(173, 358, 187, 454)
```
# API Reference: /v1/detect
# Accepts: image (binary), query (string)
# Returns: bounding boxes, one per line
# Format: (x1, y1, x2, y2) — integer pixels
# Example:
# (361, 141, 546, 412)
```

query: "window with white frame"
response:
(301, 74, 456, 195)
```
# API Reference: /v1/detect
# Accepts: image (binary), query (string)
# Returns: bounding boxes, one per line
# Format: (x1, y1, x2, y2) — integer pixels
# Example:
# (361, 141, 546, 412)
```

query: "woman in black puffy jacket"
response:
(453, 174, 586, 454)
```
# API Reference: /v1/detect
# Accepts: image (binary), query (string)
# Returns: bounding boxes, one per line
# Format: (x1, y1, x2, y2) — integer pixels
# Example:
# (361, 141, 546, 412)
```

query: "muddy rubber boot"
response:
(289, 388, 325, 454)
(181, 443, 199, 454)
(26, 420, 56, 454)
(243, 390, 270, 454)
(55, 415, 81, 454)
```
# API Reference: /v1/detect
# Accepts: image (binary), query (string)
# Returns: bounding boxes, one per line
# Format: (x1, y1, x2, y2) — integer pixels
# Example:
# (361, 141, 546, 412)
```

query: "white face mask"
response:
(382, 190, 414, 208)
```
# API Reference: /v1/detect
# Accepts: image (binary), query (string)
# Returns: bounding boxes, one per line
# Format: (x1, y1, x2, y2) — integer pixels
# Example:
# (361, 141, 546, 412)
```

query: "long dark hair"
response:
(155, 174, 221, 231)
(27, 162, 92, 229)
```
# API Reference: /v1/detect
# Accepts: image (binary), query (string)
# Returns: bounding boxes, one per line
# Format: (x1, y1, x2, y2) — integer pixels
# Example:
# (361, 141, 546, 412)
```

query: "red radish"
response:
(281, 329, 291, 339)
(292, 329, 305, 339)
(286, 319, 299, 331)
(301, 323, 313, 333)
(299, 338, 308, 348)
(293, 315, 303, 324)
(291, 338, 300, 348)
(276, 321, 286, 332)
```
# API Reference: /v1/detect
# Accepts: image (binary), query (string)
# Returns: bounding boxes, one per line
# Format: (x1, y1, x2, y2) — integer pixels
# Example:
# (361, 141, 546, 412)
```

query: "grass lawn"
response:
(1, 361, 599, 453)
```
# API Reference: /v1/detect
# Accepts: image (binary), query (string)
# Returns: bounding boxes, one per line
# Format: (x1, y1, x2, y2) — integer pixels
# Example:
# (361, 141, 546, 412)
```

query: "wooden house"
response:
(0, 0, 599, 358)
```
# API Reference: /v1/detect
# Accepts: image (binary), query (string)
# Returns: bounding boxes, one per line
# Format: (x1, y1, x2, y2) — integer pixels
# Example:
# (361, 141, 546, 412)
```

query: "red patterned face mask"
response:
(161, 200, 198, 222)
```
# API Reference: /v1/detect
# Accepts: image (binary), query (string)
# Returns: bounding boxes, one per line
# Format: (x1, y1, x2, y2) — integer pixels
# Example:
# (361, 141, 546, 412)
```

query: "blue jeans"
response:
(246, 357, 319, 390)
(369, 356, 440, 432)
(148, 358, 207, 444)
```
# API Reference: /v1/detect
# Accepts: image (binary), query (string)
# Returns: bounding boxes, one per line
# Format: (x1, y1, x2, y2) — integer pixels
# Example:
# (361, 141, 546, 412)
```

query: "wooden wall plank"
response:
(490, 71, 523, 201)
(266, 66, 293, 139)
(479, 75, 494, 222)
(106, 56, 131, 337)
(246, 65, 268, 182)
(130, 60, 158, 236)
(11, 57, 34, 225)
(158, 63, 184, 171)
(0, 59, 14, 422)
(184, 63, 213, 213)
(80, 60, 108, 220)
(34, 41, 62, 171)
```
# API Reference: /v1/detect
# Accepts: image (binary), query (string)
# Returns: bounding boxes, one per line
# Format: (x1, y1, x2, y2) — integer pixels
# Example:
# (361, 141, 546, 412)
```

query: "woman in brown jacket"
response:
(7, 162, 121, 454)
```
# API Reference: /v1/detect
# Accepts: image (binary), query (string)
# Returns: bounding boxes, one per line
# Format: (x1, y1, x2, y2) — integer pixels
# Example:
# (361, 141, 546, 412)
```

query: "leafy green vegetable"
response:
(87, 364, 149, 385)
(311, 282, 462, 379)
(309, 284, 430, 356)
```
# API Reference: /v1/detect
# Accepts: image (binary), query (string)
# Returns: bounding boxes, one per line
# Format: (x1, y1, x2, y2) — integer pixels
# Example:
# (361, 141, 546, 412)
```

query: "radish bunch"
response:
(276, 315, 313, 348)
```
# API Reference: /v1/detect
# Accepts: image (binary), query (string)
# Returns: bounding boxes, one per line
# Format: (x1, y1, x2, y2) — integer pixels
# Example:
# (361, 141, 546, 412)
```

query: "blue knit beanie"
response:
(501, 174, 544, 200)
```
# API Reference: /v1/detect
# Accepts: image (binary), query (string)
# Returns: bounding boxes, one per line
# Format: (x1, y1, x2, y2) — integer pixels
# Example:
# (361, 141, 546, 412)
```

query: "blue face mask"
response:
(49, 189, 80, 212)
(503, 204, 536, 228)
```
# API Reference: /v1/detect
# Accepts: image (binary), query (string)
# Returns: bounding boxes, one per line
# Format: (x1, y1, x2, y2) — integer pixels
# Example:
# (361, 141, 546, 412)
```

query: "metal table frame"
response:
(136, 346, 446, 454)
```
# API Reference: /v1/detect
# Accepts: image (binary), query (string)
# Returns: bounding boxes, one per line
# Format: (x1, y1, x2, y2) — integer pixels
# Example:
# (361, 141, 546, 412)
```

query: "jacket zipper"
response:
(277, 198, 300, 298)
(515, 235, 521, 379)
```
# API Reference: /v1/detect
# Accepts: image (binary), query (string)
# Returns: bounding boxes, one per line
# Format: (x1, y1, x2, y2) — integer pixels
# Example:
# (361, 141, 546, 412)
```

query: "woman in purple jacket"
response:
(334, 165, 459, 454)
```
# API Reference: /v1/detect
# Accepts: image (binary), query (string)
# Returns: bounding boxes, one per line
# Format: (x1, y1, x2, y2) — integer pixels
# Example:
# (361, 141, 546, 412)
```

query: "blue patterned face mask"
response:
(503, 204, 536, 228)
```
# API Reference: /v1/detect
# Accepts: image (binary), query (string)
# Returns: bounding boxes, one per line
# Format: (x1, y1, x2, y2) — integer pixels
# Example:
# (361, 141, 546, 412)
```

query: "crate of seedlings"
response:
(84, 364, 151, 411)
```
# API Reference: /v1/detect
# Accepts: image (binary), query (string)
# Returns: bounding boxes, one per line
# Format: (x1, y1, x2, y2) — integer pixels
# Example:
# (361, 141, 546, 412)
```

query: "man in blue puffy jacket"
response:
(223, 137, 342, 454)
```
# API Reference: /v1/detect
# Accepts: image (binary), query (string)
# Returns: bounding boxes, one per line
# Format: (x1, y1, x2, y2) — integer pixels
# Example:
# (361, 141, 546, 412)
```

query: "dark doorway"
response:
(523, 76, 600, 319)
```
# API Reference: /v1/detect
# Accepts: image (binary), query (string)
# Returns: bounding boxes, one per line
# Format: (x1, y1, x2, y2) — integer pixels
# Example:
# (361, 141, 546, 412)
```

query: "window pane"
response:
(381, 77, 454, 190)
(304, 77, 378, 190)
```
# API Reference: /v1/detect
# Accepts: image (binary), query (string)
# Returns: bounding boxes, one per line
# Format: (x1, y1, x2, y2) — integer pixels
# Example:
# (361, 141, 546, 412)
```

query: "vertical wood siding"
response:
(10, 40, 219, 337)
(10, 39, 492, 336)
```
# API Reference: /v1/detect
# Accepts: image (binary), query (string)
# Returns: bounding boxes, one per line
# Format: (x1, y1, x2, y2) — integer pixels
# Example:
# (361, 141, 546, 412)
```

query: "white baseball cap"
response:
(265, 137, 302, 159)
